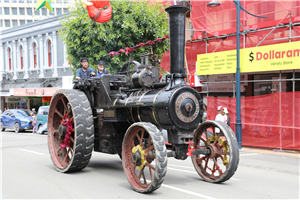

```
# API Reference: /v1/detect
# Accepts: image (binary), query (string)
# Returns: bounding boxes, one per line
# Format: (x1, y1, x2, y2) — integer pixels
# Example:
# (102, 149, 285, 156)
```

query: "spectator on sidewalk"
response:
(215, 106, 228, 137)
(202, 104, 207, 122)
(224, 107, 230, 126)
(31, 113, 37, 134)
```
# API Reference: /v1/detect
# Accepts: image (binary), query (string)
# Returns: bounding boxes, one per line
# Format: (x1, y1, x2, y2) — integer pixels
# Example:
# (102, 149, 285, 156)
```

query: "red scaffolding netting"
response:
(190, 0, 300, 39)
(206, 91, 300, 150)
(160, 1, 300, 76)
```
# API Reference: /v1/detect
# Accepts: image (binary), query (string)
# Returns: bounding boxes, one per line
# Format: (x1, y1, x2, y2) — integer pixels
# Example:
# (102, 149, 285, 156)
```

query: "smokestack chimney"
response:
(165, 5, 189, 76)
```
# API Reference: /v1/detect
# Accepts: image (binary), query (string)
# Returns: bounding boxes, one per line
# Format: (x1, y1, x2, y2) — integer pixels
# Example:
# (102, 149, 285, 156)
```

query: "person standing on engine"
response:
(76, 58, 95, 80)
(96, 60, 109, 77)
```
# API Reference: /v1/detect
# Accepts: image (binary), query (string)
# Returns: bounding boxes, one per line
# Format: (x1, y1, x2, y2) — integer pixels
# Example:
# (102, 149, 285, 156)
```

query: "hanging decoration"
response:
(107, 35, 169, 57)
(81, 0, 112, 24)
(35, 0, 54, 13)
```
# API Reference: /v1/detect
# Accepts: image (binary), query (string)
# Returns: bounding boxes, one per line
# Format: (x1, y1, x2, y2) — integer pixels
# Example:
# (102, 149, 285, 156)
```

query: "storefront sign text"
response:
(14, 88, 58, 97)
(197, 41, 300, 75)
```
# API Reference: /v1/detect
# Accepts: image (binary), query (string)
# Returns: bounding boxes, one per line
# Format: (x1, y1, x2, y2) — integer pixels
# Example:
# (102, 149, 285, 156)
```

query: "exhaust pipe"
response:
(165, 5, 189, 77)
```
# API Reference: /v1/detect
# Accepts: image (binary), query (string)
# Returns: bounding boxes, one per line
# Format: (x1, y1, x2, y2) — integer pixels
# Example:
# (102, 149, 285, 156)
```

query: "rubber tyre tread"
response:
(192, 120, 239, 183)
(122, 122, 167, 193)
(48, 89, 94, 173)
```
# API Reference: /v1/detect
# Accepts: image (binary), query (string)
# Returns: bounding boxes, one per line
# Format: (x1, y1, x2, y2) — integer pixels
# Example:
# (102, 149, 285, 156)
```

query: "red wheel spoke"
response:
(69, 136, 74, 143)
(144, 145, 154, 154)
(63, 148, 70, 163)
(212, 161, 216, 174)
(205, 130, 208, 142)
(213, 158, 222, 174)
(69, 117, 74, 123)
(136, 133, 141, 144)
(131, 140, 135, 148)
(133, 163, 137, 169)
(149, 167, 153, 180)
(140, 130, 144, 146)
(142, 171, 147, 184)
(204, 158, 209, 171)
(145, 162, 155, 171)
(56, 147, 62, 154)
(138, 166, 145, 179)
(213, 132, 222, 146)
(212, 127, 216, 136)
(55, 108, 64, 119)
(60, 97, 67, 112)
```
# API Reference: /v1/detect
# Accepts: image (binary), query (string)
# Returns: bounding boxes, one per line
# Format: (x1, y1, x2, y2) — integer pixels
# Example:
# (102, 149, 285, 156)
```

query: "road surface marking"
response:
(240, 153, 260, 156)
(19, 149, 45, 155)
(167, 166, 240, 181)
(146, 179, 216, 199)
(161, 183, 217, 199)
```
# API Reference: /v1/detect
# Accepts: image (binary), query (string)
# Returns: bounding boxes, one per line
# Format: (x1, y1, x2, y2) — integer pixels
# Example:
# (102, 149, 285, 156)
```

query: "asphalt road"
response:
(1, 129, 299, 199)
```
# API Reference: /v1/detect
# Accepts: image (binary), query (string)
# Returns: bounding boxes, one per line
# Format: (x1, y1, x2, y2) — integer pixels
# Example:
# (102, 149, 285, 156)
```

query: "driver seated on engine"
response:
(96, 60, 109, 77)
(76, 58, 95, 80)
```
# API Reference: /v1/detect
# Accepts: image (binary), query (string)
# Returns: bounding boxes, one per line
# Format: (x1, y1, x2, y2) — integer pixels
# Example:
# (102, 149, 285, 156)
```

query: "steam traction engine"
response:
(47, 5, 239, 193)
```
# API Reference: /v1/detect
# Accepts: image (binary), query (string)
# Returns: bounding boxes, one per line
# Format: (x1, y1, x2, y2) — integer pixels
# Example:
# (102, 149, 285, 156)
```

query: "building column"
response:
(38, 34, 44, 78)
(12, 40, 17, 80)
(0, 42, 5, 81)
(52, 31, 58, 77)
(22, 38, 29, 79)
(63, 43, 68, 66)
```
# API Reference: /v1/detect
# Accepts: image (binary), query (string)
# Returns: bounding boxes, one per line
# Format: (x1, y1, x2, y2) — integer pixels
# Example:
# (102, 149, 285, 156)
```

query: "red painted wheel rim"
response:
(192, 125, 230, 180)
(123, 126, 156, 190)
(48, 94, 75, 170)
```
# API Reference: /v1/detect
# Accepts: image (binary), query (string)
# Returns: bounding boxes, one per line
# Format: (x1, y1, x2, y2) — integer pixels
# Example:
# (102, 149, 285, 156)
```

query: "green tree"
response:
(59, 0, 169, 73)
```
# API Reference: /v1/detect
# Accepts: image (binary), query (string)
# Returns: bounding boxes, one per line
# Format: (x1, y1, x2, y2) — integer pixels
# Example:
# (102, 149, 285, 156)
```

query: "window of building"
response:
(50, 10, 54, 15)
(20, 46, 23, 70)
(5, 20, 10, 27)
(0, 7, 2, 15)
(4, 0, 9, 3)
(12, 7, 17, 15)
(33, 43, 37, 68)
(19, 0, 25, 2)
(20, 20, 25, 25)
(48, 40, 52, 67)
(42, 8, 47, 15)
(12, 0, 17, 2)
(27, 8, 32, 15)
(56, 0, 62, 3)
(27, 20, 33, 23)
(4, 7, 10, 15)
(63, 0, 68, 4)
(8, 47, 12, 71)
(63, 8, 68, 13)
(56, 8, 62, 15)
(27, 0, 32, 2)
(12, 20, 18, 27)
(19, 8, 25, 15)
(34, 9, 39, 15)
(0, 20, 3, 27)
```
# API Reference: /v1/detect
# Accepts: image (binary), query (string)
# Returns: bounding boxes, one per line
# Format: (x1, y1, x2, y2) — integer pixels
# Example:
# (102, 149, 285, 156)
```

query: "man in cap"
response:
(96, 60, 109, 77)
(76, 58, 95, 80)
(32, 108, 36, 114)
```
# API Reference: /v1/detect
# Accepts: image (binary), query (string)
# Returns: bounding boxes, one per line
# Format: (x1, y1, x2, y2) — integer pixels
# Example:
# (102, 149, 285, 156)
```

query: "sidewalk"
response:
(240, 147, 300, 158)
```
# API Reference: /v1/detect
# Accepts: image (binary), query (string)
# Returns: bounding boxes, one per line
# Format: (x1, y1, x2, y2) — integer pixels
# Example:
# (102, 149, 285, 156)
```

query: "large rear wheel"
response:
(122, 122, 167, 193)
(192, 121, 239, 183)
(48, 89, 94, 173)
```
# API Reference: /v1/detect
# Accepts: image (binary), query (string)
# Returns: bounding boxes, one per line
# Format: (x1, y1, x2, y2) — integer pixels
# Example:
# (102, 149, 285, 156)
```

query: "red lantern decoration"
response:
(82, 0, 112, 24)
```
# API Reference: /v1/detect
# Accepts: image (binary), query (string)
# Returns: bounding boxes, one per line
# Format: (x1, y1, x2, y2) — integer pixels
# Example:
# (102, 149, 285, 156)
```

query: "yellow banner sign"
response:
(197, 41, 300, 75)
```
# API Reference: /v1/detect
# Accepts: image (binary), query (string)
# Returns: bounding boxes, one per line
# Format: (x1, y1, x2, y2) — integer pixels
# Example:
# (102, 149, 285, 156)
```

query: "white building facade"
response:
(0, 0, 72, 31)
(0, 14, 73, 111)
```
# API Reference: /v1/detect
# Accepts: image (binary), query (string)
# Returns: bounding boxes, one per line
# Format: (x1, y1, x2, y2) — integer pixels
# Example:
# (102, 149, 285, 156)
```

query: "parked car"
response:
(0, 109, 33, 133)
(36, 106, 49, 134)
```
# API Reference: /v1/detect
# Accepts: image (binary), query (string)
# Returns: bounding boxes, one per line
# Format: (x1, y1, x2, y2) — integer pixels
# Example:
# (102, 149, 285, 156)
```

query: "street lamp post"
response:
(207, 0, 266, 149)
